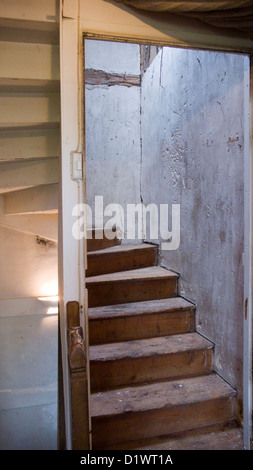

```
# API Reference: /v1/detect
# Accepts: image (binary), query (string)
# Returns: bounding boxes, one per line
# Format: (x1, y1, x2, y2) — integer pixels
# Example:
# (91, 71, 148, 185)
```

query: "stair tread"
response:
(137, 426, 243, 450)
(89, 297, 195, 320)
(87, 243, 157, 257)
(90, 332, 213, 362)
(103, 423, 243, 450)
(86, 242, 158, 277)
(91, 374, 236, 418)
(86, 266, 178, 284)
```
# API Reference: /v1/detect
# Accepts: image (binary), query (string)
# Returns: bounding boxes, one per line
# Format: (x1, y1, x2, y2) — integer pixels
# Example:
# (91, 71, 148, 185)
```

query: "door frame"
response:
(59, 0, 253, 450)
(243, 54, 253, 450)
(58, 0, 90, 450)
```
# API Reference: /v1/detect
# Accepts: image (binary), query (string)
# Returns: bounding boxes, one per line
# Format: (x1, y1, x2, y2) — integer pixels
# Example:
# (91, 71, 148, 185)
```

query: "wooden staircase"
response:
(87, 236, 243, 450)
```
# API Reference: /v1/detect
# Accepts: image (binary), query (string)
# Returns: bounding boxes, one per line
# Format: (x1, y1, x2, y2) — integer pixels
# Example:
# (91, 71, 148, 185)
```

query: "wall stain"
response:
(36, 236, 56, 249)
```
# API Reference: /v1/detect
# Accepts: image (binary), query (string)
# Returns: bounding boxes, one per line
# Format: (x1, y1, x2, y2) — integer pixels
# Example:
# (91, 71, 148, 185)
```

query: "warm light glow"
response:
(47, 306, 58, 315)
(39, 280, 58, 297)
(38, 296, 59, 302)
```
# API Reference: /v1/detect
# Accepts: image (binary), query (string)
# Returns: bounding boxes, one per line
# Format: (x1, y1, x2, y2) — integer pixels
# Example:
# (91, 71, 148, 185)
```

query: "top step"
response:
(87, 227, 121, 252)
(86, 243, 158, 277)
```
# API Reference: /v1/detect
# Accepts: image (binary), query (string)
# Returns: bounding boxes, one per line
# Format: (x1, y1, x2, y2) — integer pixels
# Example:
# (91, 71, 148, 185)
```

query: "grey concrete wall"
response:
(141, 47, 245, 398)
(85, 40, 141, 238)
(85, 39, 141, 75)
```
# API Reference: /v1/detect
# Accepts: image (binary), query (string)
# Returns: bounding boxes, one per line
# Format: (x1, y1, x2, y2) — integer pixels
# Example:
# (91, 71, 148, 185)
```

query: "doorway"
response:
(83, 37, 251, 448)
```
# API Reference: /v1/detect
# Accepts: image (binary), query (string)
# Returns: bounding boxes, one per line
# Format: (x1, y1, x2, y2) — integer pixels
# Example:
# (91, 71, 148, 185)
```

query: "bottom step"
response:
(101, 422, 243, 450)
(91, 374, 236, 449)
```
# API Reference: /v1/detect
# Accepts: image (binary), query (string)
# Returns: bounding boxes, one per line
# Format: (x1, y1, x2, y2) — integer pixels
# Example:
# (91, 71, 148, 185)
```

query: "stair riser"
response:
(89, 310, 195, 345)
(87, 236, 121, 252)
(87, 278, 178, 308)
(90, 348, 213, 391)
(86, 247, 157, 277)
(92, 396, 235, 449)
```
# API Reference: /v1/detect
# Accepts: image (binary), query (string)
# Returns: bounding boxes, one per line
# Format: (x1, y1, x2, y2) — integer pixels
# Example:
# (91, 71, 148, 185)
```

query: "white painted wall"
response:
(0, 0, 60, 449)
(0, 304, 58, 449)
(0, 225, 58, 449)
(0, 225, 58, 299)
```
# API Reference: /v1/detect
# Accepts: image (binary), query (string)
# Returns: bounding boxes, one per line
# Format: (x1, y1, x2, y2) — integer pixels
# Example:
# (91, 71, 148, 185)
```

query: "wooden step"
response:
(86, 266, 178, 308)
(90, 332, 213, 391)
(102, 422, 243, 450)
(89, 297, 195, 345)
(87, 227, 121, 252)
(86, 243, 157, 277)
(91, 373, 236, 449)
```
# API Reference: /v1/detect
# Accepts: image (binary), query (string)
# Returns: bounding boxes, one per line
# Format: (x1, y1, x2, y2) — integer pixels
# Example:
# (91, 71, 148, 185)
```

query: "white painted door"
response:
(59, 0, 253, 451)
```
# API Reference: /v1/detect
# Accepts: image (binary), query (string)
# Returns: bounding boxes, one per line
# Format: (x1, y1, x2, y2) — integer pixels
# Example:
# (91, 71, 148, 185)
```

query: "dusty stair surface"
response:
(86, 234, 243, 450)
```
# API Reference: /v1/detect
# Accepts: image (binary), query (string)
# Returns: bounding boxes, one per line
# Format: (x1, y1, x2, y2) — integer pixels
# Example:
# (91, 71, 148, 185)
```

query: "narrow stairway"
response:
(86, 236, 243, 450)
(0, 14, 60, 241)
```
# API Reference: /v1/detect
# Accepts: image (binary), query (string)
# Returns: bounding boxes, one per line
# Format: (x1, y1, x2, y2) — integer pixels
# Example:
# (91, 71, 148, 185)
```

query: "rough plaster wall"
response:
(85, 40, 141, 238)
(0, 226, 58, 449)
(141, 47, 245, 398)
(85, 39, 141, 75)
